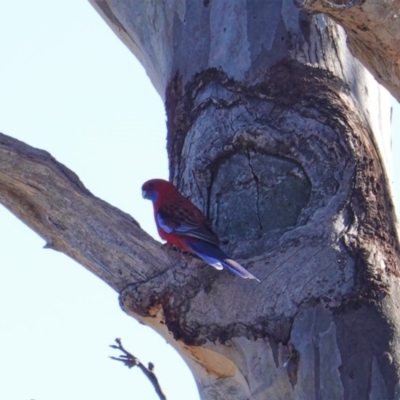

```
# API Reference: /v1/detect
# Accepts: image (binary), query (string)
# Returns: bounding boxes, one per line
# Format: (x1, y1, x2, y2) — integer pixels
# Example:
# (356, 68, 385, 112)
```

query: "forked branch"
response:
(110, 338, 167, 400)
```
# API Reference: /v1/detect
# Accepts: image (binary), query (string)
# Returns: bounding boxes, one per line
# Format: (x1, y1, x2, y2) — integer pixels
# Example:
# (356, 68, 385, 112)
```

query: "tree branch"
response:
(0, 132, 184, 292)
(110, 338, 167, 400)
(299, 0, 400, 101)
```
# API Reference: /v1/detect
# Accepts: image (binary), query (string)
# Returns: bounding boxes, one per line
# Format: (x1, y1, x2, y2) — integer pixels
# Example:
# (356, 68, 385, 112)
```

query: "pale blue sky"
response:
(0, 1, 197, 400)
(0, 2, 399, 400)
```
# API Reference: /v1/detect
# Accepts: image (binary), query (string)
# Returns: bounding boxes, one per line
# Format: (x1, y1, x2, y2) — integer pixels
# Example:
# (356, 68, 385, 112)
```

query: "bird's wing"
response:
(157, 201, 219, 245)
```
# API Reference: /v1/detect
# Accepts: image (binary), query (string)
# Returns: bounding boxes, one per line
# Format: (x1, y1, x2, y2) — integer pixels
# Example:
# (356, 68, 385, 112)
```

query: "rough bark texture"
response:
(0, 134, 182, 291)
(0, 0, 399, 399)
(87, 1, 400, 399)
(299, 0, 400, 102)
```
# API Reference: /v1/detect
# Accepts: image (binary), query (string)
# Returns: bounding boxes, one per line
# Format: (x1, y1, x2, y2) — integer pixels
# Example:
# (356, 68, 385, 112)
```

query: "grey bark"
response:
(300, 0, 400, 102)
(0, 0, 399, 399)
(88, 1, 400, 399)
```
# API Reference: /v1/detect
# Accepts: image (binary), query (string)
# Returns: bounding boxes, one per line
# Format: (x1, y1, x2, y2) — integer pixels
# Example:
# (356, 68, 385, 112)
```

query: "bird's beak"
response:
(142, 189, 147, 199)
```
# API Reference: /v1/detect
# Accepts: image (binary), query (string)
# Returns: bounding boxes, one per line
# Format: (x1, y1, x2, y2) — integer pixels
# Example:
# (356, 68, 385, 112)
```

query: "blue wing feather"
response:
(156, 209, 218, 244)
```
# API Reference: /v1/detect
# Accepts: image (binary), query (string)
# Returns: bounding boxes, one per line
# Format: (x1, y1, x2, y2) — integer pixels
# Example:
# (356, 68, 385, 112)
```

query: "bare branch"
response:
(110, 338, 167, 400)
(0, 132, 184, 291)
(299, 0, 400, 101)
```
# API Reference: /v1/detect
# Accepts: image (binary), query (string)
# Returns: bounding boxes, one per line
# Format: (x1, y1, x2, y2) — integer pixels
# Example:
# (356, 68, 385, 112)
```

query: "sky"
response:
(0, 2, 399, 400)
(0, 1, 198, 400)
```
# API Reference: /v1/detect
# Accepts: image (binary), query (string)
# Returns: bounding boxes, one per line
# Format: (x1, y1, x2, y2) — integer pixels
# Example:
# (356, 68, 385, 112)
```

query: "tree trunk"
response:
(89, 1, 400, 398)
(0, 0, 399, 399)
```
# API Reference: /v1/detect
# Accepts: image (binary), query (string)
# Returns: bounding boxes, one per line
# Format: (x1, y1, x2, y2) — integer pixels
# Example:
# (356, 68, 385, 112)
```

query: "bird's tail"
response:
(183, 239, 260, 282)
(221, 258, 261, 282)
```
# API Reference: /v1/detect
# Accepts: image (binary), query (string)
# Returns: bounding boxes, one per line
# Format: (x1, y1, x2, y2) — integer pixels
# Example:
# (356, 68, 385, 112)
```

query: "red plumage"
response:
(142, 179, 260, 281)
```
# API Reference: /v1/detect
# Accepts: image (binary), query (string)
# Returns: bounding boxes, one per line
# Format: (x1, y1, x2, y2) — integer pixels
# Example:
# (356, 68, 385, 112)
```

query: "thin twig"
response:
(110, 338, 167, 400)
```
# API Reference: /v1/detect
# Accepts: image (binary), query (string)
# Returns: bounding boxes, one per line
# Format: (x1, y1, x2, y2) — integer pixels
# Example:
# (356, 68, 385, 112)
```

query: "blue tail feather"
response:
(183, 239, 260, 282)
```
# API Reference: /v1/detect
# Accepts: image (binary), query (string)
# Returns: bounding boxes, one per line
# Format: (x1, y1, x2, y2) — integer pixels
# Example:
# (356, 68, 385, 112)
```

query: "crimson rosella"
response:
(142, 179, 260, 281)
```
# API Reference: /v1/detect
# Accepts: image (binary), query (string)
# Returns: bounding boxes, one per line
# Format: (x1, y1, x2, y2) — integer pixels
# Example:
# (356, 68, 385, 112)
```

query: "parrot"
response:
(142, 178, 260, 282)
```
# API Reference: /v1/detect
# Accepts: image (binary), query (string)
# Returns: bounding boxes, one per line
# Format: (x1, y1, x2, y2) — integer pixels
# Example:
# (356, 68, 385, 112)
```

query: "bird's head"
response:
(141, 179, 177, 203)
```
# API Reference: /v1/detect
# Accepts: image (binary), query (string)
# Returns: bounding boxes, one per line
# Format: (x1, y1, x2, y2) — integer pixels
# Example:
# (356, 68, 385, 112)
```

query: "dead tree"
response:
(0, 1, 399, 398)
